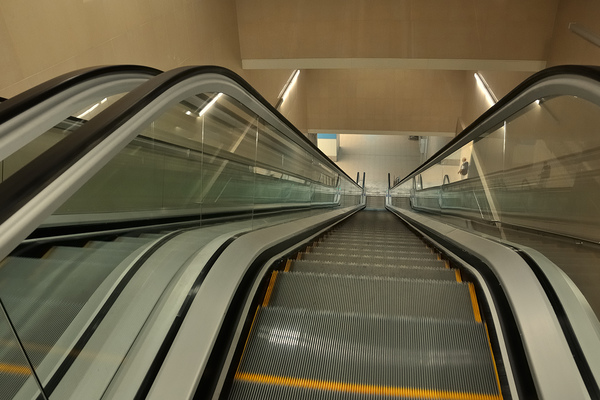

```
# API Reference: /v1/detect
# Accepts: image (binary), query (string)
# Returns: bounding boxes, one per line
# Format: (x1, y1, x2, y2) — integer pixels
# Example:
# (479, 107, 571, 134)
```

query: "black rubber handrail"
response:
(0, 66, 359, 227)
(393, 65, 600, 188)
(0, 65, 161, 125)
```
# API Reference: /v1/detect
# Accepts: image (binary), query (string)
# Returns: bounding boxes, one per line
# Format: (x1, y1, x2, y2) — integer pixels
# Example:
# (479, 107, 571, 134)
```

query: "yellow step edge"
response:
(235, 372, 502, 400)
(454, 269, 462, 283)
(468, 282, 483, 323)
(284, 259, 292, 272)
(262, 271, 279, 307)
(296, 252, 302, 261)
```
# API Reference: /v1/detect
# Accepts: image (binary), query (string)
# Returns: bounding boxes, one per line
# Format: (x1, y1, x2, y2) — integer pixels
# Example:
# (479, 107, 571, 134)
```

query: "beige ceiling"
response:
(235, 0, 561, 137)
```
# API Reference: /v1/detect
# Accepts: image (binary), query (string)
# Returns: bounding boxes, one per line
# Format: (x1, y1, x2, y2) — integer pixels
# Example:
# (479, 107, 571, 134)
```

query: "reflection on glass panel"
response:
(202, 94, 258, 213)
(389, 94, 600, 321)
(0, 302, 42, 399)
(0, 85, 360, 400)
(1, 94, 125, 183)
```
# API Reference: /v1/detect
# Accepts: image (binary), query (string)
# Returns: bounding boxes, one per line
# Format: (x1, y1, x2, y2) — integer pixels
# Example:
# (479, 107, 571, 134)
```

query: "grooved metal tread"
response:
(307, 249, 439, 261)
(230, 211, 499, 400)
(290, 259, 457, 281)
(231, 307, 500, 399)
(325, 234, 424, 242)
(302, 253, 446, 269)
(267, 271, 477, 321)
(323, 238, 425, 246)
(317, 242, 431, 251)
(311, 245, 433, 257)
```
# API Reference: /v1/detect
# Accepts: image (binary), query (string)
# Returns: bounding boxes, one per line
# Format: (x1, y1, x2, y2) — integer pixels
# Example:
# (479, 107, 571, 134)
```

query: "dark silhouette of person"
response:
(458, 157, 469, 179)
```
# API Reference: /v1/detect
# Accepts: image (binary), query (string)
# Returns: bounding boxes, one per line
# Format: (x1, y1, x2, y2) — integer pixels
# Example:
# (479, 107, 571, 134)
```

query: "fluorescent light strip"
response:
(76, 102, 100, 119)
(281, 70, 300, 102)
(474, 72, 497, 106)
(569, 23, 600, 48)
(198, 93, 223, 117)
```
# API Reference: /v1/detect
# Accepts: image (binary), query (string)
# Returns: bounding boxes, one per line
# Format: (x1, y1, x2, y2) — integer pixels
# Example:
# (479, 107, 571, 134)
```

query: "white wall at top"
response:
(335, 134, 421, 195)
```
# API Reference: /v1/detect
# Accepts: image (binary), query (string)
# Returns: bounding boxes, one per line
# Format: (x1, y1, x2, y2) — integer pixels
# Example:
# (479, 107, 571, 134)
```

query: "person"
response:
(539, 161, 551, 188)
(458, 157, 469, 179)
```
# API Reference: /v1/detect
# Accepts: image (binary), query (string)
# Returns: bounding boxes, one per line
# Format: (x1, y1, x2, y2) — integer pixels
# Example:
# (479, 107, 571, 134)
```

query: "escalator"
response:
(0, 65, 599, 400)
(229, 210, 502, 400)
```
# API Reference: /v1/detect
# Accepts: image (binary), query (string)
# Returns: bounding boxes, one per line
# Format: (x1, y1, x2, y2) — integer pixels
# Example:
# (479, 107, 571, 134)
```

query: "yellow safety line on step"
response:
(284, 259, 293, 272)
(468, 282, 482, 323)
(0, 363, 31, 376)
(454, 269, 462, 283)
(262, 271, 279, 307)
(296, 252, 302, 260)
(436, 254, 441, 260)
(444, 260, 450, 269)
(485, 323, 504, 399)
(235, 372, 502, 400)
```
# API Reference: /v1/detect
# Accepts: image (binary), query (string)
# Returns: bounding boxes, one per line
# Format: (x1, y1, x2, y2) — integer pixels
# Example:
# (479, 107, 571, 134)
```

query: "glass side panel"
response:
(0, 303, 42, 400)
(1, 93, 125, 183)
(0, 87, 361, 399)
(389, 94, 600, 321)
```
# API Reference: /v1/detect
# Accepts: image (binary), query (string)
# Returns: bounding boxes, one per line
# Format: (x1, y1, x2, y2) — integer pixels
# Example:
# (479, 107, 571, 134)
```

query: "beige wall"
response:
(459, 70, 534, 130)
(0, 0, 245, 98)
(547, 0, 600, 66)
(335, 134, 422, 195)
(236, 0, 557, 61)
(243, 69, 308, 134)
(459, 0, 600, 133)
(305, 69, 465, 134)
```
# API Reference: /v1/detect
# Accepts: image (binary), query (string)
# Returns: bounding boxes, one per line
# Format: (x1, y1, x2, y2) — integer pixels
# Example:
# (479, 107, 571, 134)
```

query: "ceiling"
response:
(234, 0, 561, 137)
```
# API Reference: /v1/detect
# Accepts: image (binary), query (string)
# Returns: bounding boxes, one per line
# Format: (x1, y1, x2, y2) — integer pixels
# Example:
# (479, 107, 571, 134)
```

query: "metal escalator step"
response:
(310, 243, 432, 254)
(138, 233, 167, 239)
(323, 238, 425, 246)
(44, 246, 134, 266)
(267, 272, 476, 320)
(317, 242, 429, 251)
(84, 240, 152, 252)
(327, 232, 420, 239)
(1, 294, 85, 368)
(230, 307, 500, 399)
(326, 234, 423, 242)
(291, 260, 456, 281)
(307, 248, 439, 261)
(0, 257, 69, 280)
(114, 236, 155, 245)
(302, 253, 445, 268)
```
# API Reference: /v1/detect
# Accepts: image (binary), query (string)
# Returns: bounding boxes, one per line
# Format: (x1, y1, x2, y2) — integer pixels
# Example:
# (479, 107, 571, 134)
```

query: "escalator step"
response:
(114, 236, 155, 245)
(44, 246, 136, 266)
(301, 253, 445, 268)
(230, 307, 500, 400)
(309, 246, 434, 258)
(84, 240, 152, 252)
(316, 242, 430, 251)
(266, 271, 477, 321)
(290, 259, 457, 281)
(307, 248, 439, 261)
(322, 238, 425, 247)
